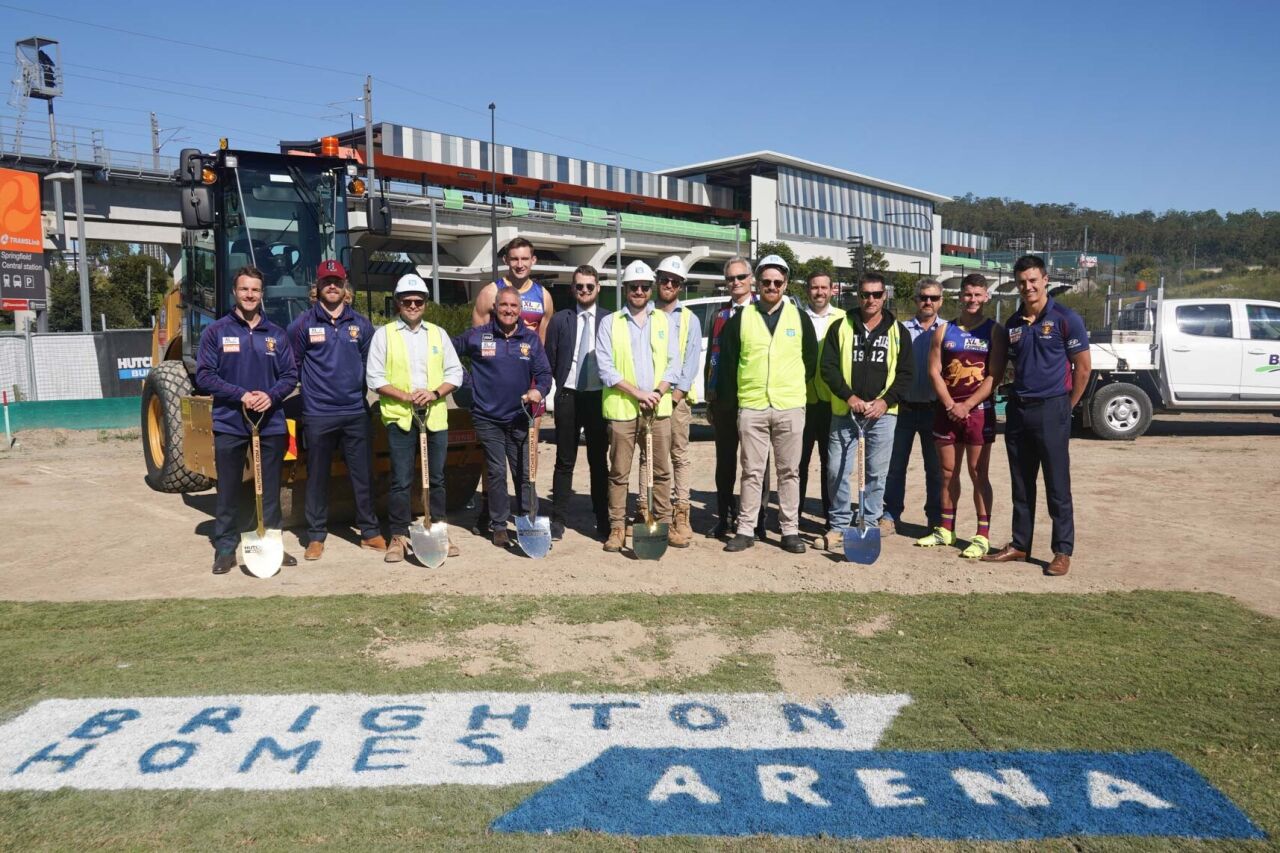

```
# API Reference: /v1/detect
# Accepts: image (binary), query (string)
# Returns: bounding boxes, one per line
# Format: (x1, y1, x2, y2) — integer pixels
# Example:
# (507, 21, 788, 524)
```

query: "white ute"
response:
(1081, 287, 1280, 439)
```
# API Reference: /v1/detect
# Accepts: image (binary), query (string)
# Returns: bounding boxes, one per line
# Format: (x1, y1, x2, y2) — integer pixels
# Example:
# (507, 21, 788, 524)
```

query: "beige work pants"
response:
(609, 416, 673, 525)
(737, 406, 804, 536)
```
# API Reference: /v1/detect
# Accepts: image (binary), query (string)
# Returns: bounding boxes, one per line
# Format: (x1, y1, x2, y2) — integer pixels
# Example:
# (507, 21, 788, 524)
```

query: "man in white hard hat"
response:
(641, 255, 702, 548)
(595, 260, 682, 552)
(367, 274, 465, 563)
(715, 255, 818, 554)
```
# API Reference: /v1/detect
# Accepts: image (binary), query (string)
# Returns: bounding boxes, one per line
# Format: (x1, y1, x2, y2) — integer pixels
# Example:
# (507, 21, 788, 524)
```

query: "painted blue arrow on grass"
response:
(493, 748, 1263, 840)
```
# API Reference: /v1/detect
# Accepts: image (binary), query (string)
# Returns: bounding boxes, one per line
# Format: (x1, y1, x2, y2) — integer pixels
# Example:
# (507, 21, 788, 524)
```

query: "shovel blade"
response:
(515, 514, 552, 559)
(241, 528, 284, 578)
(633, 521, 669, 561)
(843, 523, 881, 565)
(410, 520, 450, 569)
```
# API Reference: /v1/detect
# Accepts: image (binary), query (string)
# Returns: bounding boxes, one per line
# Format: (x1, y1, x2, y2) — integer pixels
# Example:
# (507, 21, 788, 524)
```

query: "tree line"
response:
(939, 194, 1280, 268)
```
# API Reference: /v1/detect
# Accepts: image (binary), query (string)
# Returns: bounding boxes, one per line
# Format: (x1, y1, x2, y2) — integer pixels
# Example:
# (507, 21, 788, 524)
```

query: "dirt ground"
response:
(1, 414, 1278, 617)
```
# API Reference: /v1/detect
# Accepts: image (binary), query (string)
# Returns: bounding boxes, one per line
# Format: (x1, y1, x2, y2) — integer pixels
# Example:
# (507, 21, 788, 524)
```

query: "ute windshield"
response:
(222, 155, 349, 328)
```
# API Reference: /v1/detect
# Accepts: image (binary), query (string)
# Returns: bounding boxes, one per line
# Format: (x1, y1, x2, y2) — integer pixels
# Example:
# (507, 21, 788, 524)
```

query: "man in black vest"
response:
(545, 264, 610, 540)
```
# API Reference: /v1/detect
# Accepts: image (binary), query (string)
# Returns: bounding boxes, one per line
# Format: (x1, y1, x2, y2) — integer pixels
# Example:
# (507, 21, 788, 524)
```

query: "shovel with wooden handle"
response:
(409, 407, 450, 568)
(632, 412, 669, 560)
(240, 407, 284, 578)
(514, 400, 551, 558)
(843, 415, 881, 564)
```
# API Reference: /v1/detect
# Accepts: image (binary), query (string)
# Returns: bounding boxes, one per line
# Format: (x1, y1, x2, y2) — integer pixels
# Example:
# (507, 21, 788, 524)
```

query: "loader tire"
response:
(142, 360, 213, 493)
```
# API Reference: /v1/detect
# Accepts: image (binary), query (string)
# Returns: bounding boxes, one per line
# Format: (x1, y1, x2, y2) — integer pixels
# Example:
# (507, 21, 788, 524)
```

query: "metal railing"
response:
(0, 118, 177, 178)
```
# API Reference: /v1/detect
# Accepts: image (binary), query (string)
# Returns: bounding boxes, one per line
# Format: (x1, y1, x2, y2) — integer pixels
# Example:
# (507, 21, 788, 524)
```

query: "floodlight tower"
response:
(10, 37, 63, 157)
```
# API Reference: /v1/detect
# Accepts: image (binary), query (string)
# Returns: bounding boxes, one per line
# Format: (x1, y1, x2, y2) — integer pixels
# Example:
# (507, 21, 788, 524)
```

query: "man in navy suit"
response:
(545, 264, 610, 540)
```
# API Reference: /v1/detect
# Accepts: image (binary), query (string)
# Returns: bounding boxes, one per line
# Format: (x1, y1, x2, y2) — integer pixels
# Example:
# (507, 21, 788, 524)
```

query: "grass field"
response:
(0, 591, 1275, 850)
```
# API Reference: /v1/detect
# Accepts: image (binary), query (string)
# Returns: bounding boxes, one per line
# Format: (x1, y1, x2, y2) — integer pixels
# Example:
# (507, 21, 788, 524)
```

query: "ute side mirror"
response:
(179, 148, 204, 185)
(181, 186, 215, 229)
(367, 192, 390, 236)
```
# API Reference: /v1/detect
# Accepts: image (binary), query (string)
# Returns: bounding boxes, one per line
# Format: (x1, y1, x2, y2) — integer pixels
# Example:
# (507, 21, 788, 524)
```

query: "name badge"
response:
(308, 326, 326, 344)
(221, 336, 240, 353)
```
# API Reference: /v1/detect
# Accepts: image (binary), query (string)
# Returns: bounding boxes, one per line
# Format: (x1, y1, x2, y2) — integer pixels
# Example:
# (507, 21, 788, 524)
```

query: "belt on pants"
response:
(1008, 393, 1067, 407)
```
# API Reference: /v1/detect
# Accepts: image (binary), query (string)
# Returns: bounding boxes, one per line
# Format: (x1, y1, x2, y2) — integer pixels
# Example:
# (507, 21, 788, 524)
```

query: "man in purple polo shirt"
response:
(287, 260, 385, 561)
(984, 255, 1092, 576)
(453, 286, 552, 548)
(195, 266, 299, 575)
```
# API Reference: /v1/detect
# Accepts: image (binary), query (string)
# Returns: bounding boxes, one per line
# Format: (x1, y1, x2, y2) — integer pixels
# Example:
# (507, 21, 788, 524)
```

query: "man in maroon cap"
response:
(286, 260, 385, 559)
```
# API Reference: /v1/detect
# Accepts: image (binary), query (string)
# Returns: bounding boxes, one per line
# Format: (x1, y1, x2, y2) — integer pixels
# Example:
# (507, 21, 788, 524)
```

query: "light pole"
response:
(885, 211, 933, 276)
(45, 170, 91, 332)
(489, 102, 499, 283)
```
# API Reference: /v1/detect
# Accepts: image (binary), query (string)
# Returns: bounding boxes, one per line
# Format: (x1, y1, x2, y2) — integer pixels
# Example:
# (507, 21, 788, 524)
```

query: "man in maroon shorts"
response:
(916, 273, 1007, 558)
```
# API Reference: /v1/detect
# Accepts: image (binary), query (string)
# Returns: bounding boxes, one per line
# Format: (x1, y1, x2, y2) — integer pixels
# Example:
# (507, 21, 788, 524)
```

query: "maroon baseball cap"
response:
(316, 259, 347, 280)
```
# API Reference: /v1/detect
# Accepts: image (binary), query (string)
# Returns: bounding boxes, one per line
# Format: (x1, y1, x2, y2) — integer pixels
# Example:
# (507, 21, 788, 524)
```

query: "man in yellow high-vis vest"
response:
(714, 255, 818, 555)
(647, 255, 702, 548)
(367, 274, 464, 563)
(819, 271, 915, 552)
(595, 260, 682, 553)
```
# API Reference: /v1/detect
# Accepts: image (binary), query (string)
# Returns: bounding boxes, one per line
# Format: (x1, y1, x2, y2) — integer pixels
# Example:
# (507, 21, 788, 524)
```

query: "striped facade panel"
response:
(378, 124, 733, 208)
(776, 165, 933, 253)
(941, 228, 989, 251)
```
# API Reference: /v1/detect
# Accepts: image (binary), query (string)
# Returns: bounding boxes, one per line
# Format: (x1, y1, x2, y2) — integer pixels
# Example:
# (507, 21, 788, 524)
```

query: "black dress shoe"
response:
(550, 521, 565, 541)
(780, 534, 807, 554)
(281, 552, 297, 567)
(755, 527, 768, 542)
(212, 552, 236, 575)
(724, 533, 754, 552)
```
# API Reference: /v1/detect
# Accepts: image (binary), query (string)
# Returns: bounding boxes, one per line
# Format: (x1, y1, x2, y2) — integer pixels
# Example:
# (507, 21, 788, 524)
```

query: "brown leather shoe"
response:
(982, 544, 1030, 563)
(303, 541, 324, 561)
(361, 535, 388, 552)
(603, 525, 625, 552)
(1046, 553, 1071, 576)
(384, 535, 407, 563)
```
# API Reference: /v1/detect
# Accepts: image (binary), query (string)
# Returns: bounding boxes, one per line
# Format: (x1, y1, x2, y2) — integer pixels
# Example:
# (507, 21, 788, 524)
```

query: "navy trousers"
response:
(213, 431, 285, 554)
(304, 412, 379, 542)
(473, 414, 530, 532)
(1005, 393, 1075, 556)
(386, 421, 448, 536)
(798, 402, 832, 523)
(551, 388, 609, 533)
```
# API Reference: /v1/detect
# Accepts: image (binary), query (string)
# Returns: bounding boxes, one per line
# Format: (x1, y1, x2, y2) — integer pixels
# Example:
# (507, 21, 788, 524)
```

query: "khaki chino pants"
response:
(737, 406, 804, 537)
(638, 397, 692, 509)
(609, 416, 673, 525)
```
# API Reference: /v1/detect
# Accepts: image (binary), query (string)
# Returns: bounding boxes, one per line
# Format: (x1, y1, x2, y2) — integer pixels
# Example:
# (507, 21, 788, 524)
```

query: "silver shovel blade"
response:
(843, 522, 881, 565)
(515, 514, 552, 559)
(241, 528, 284, 578)
(410, 519, 450, 569)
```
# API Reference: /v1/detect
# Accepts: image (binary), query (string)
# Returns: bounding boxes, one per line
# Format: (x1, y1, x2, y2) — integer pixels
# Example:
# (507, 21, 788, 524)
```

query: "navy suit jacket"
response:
(546, 306, 607, 389)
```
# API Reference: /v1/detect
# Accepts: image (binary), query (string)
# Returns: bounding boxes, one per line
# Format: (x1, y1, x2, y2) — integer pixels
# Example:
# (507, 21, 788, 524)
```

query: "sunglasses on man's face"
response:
(400, 298, 425, 307)
(759, 278, 787, 289)
(724, 273, 751, 283)
(574, 282, 597, 292)
(657, 275, 682, 286)
(859, 290, 886, 300)
(917, 294, 941, 302)
(627, 283, 652, 292)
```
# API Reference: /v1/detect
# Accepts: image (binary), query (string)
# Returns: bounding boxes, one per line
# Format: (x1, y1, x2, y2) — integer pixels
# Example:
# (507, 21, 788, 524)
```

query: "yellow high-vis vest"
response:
(737, 300, 806, 411)
(380, 320, 447, 431)
(675, 305, 697, 406)
(602, 309, 673, 421)
(829, 317, 901, 417)
(806, 305, 847, 404)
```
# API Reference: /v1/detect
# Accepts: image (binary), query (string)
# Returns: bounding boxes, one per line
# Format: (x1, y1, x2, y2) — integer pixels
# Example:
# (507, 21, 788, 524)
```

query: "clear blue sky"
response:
(3, 0, 1276, 214)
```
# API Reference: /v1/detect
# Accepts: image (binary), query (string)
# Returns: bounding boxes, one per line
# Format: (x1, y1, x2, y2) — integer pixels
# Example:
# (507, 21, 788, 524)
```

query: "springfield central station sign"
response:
(0, 692, 1261, 841)
(0, 167, 47, 312)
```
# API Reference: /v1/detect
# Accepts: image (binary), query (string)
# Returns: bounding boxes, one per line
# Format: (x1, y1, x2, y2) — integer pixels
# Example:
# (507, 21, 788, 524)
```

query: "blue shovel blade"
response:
(843, 522, 881, 564)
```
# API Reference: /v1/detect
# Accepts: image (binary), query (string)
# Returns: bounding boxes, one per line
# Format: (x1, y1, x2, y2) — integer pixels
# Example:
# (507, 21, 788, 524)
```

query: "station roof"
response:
(658, 151, 952, 204)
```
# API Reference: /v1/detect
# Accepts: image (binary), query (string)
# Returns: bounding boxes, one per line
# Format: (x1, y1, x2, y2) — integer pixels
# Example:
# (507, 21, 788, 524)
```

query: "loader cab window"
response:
(221, 159, 348, 328)
(1175, 304, 1234, 339)
(1247, 304, 1280, 341)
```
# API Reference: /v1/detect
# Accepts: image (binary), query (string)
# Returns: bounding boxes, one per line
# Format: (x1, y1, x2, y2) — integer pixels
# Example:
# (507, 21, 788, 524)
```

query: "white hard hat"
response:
(755, 254, 790, 275)
(395, 273, 429, 297)
(656, 256, 687, 280)
(622, 260, 656, 283)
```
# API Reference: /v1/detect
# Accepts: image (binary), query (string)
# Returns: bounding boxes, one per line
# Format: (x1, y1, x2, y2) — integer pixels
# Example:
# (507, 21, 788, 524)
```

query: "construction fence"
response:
(0, 329, 153, 402)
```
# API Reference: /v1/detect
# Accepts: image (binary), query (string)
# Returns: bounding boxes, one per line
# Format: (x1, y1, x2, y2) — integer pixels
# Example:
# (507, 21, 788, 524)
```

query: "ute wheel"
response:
(142, 361, 213, 492)
(1089, 382, 1153, 441)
